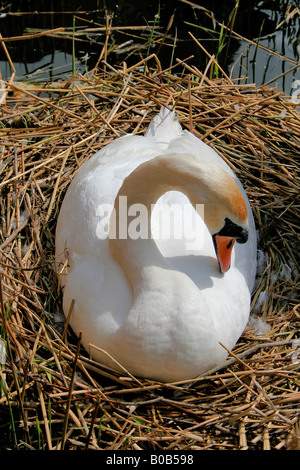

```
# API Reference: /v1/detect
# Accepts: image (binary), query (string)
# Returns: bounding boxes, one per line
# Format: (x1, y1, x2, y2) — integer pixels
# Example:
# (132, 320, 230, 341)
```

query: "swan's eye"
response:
(218, 217, 248, 244)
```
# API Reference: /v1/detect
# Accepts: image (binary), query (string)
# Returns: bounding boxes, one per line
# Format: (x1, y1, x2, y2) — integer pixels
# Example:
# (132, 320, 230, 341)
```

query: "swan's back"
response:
(145, 107, 183, 142)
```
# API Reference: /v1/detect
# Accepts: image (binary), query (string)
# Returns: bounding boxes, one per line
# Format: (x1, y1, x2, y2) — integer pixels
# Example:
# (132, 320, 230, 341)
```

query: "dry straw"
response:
(0, 39, 299, 450)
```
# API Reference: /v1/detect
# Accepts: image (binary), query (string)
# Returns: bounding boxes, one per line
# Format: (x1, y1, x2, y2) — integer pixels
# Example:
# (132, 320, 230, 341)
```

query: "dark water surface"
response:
(0, 0, 299, 93)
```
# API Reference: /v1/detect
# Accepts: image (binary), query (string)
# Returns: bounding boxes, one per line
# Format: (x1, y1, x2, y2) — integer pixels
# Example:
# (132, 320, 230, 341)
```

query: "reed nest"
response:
(0, 55, 299, 450)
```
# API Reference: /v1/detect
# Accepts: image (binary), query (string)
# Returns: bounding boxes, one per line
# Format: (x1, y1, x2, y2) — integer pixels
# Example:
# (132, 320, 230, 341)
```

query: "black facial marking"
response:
(217, 218, 248, 244)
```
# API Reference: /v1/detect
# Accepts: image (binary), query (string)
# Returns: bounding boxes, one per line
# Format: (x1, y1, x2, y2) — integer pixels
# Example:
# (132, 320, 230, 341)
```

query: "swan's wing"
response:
(56, 134, 167, 261)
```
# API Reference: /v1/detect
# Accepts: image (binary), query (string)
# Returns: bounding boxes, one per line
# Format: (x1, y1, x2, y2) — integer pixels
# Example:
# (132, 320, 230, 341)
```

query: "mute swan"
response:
(56, 107, 257, 382)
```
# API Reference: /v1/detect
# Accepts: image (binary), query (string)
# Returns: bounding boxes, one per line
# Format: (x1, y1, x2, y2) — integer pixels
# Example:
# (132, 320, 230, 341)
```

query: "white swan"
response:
(56, 107, 257, 382)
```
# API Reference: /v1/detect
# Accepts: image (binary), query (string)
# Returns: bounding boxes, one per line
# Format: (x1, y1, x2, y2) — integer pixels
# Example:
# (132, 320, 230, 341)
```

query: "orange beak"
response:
(213, 235, 236, 273)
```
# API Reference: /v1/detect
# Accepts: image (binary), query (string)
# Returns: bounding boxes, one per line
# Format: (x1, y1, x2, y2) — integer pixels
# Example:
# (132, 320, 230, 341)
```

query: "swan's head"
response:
(212, 216, 248, 273)
(175, 156, 249, 273)
(114, 153, 250, 274)
(202, 169, 249, 273)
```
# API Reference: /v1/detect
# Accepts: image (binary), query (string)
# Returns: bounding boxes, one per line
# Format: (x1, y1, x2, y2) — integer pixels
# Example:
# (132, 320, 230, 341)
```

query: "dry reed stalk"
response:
(0, 50, 299, 450)
(0, 27, 65, 44)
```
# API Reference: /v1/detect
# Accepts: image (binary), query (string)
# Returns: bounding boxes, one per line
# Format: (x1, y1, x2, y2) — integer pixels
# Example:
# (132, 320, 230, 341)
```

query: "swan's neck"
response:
(108, 153, 243, 290)
(109, 155, 184, 290)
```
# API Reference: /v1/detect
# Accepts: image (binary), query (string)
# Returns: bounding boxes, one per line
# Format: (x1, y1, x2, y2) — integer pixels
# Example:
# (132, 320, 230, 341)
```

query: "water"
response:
(0, 0, 299, 94)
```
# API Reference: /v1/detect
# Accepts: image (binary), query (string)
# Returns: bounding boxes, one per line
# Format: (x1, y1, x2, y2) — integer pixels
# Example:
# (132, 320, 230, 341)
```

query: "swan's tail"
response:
(145, 107, 183, 143)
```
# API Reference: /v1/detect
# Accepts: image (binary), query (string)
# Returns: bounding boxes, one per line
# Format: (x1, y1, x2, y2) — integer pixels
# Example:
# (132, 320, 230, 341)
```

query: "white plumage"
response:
(56, 108, 257, 382)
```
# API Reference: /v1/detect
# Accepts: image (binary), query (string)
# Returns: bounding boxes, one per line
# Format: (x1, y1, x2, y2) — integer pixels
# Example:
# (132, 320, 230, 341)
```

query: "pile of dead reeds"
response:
(0, 55, 299, 450)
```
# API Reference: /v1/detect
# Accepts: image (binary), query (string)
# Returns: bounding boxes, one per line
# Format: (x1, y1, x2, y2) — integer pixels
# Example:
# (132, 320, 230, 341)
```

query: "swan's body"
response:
(56, 108, 257, 382)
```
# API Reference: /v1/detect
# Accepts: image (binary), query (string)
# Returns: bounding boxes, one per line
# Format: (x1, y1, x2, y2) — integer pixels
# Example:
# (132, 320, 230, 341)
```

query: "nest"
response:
(0, 54, 299, 450)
